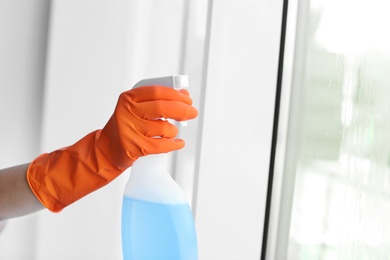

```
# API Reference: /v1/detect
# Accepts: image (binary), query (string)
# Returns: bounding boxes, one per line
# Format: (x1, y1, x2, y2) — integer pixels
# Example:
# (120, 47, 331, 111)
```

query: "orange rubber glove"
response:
(27, 86, 198, 212)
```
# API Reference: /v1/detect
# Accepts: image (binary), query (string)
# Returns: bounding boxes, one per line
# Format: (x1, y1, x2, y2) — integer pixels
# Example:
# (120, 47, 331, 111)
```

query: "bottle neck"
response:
(131, 153, 169, 175)
(124, 153, 188, 204)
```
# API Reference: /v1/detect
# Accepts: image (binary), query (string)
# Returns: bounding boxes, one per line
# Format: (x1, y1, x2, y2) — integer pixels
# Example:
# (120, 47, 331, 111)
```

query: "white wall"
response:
(0, 1, 50, 259)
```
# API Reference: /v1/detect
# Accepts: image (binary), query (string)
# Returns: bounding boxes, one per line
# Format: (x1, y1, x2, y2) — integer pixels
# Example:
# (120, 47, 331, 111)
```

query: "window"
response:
(268, 0, 390, 259)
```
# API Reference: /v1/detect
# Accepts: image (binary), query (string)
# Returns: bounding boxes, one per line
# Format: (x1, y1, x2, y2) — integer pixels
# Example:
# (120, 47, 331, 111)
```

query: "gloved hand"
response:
(27, 86, 198, 212)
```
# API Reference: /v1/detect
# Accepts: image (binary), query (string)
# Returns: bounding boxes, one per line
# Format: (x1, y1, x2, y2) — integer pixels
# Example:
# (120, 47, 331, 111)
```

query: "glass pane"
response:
(280, 0, 390, 259)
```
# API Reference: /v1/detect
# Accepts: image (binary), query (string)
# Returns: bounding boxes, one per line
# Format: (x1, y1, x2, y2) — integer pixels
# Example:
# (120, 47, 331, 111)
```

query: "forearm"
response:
(0, 163, 44, 220)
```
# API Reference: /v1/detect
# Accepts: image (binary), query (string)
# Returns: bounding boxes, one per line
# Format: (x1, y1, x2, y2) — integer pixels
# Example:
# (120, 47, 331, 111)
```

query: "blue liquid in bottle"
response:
(121, 196, 198, 260)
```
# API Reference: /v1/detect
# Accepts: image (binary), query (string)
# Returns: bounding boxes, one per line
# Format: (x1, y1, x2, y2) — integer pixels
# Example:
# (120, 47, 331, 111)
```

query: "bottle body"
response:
(121, 154, 198, 260)
(121, 197, 198, 260)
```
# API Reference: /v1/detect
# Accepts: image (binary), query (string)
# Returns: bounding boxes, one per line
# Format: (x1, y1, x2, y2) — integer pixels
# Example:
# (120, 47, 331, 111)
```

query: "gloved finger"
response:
(128, 86, 194, 105)
(138, 119, 179, 138)
(179, 89, 190, 96)
(144, 138, 186, 154)
(131, 100, 198, 121)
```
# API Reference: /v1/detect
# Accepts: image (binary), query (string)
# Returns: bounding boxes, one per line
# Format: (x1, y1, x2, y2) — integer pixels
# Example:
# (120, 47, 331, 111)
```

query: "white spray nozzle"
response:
(133, 75, 189, 90)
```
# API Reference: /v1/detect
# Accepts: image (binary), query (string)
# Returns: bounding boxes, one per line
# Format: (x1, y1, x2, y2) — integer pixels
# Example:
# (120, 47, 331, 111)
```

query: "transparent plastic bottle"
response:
(121, 76, 198, 260)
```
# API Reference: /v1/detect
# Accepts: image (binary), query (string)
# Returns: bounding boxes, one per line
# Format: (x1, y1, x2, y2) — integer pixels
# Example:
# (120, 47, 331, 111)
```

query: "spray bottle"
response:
(121, 75, 198, 260)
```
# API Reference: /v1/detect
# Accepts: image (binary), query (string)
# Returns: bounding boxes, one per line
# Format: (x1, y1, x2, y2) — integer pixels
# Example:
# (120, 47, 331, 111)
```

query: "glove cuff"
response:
(27, 130, 125, 212)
